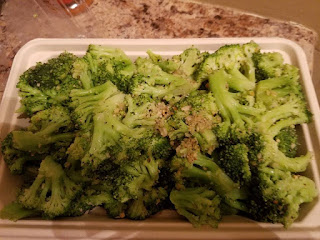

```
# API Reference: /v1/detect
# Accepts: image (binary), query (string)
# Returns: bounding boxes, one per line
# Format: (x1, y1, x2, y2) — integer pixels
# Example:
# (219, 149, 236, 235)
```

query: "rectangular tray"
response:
(1, 38, 320, 239)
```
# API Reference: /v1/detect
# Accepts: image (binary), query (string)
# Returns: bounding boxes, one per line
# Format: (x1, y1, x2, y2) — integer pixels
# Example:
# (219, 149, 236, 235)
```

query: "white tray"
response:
(1, 38, 320, 239)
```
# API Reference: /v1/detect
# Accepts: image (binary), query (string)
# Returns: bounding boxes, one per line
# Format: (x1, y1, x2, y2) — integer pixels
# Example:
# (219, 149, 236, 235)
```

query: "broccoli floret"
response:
(128, 57, 200, 103)
(148, 47, 207, 77)
(147, 135, 174, 160)
(147, 50, 180, 73)
(249, 167, 317, 228)
(253, 96, 312, 173)
(164, 91, 220, 154)
(72, 45, 135, 92)
(172, 143, 248, 211)
(80, 108, 145, 175)
(209, 69, 262, 141)
(18, 156, 81, 218)
(196, 41, 260, 84)
(135, 132, 174, 160)
(252, 52, 284, 81)
(17, 52, 80, 115)
(66, 132, 91, 168)
(126, 187, 168, 220)
(0, 202, 40, 221)
(70, 81, 121, 130)
(170, 187, 221, 228)
(114, 157, 160, 203)
(1, 133, 43, 174)
(64, 131, 92, 182)
(216, 143, 251, 185)
(275, 126, 298, 158)
(10, 106, 74, 154)
(255, 68, 303, 109)
(126, 198, 148, 220)
(65, 182, 126, 218)
(122, 95, 164, 128)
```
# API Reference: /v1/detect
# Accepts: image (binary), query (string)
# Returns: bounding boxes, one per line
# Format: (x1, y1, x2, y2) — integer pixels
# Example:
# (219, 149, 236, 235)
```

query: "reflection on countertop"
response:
(0, 0, 318, 101)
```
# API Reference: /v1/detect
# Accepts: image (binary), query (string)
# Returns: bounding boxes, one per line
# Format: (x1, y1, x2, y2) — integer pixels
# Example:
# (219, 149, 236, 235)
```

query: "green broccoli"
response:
(0, 202, 40, 221)
(18, 156, 81, 218)
(275, 126, 298, 158)
(208, 69, 262, 142)
(255, 66, 303, 109)
(80, 108, 145, 175)
(164, 91, 220, 154)
(65, 182, 126, 218)
(69, 81, 120, 130)
(10, 106, 74, 154)
(114, 156, 160, 203)
(216, 143, 251, 185)
(126, 187, 168, 220)
(128, 57, 200, 103)
(252, 51, 284, 81)
(248, 167, 317, 228)
(170, 187, 221, 228)
(1, 133, 43, 174)
(172, 141, 248, 211)
(72, 45, 135, 91)
(17, 52, 80, 116)
(122, 94, 164, 128)
(196, 42, 260, 85)
(148, 47, 207, 77)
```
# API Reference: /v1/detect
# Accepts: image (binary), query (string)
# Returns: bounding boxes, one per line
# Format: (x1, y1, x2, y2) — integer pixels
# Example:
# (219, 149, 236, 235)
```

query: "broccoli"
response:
(126, 187, 168, 220)
(0, 202, 40, 221)
(18, 156, 81, 218)
(10, 106, 74, 154)
(1, 133, 43, 174)
(275, 126, 298, 158)
(122, 95, 165, 129)
(65, 182, 126, 218)
(216, 143, 251, 185)
(126, 198, 148, 220)
(253, 97, 312, 173)
(252, 51, 284, 81)
(196, 42, 260, 85)
(248, 167, 317, 228)
(148, 47, 207, 77)
(114, 156, 160, 203)
(80, 108, 145, 175)
(128, 58, 200, 103)
(164, 91, 221, 154)
(255, 66, 303, 109)
(72, 45, 135, 91)
(146, 134, 174, 160)
(69, 81, 120, 130)
(170, 187, 221, 228)
(16, 52, 80, 116)
(208, 69, 262, 142)
(172, 141, 248, 211)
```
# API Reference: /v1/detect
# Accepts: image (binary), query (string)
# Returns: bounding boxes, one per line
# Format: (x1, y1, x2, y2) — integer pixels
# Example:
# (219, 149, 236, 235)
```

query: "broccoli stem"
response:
(256, 76, 292, 95)
(262, 137, 312, 172)
(0, 202, 40, 221)
(227, 68, 255, 91)
(70, 81, 118, 100)
(12, 131, 74, 152)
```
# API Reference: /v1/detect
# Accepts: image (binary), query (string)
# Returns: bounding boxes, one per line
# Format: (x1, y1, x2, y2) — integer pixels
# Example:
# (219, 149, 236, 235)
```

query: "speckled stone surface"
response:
(0, 0, 318, 101)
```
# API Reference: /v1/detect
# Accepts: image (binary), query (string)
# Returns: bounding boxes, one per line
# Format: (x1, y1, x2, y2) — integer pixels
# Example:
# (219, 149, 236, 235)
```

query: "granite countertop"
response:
(0, 0, 318, 101)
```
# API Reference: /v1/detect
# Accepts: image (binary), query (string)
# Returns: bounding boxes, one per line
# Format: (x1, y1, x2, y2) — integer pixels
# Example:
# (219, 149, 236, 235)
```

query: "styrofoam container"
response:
(0, 38, 320, 239)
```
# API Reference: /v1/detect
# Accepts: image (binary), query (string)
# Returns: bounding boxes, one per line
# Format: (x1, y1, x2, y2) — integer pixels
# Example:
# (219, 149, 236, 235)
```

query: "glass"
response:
(57, 0, 94, 15)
